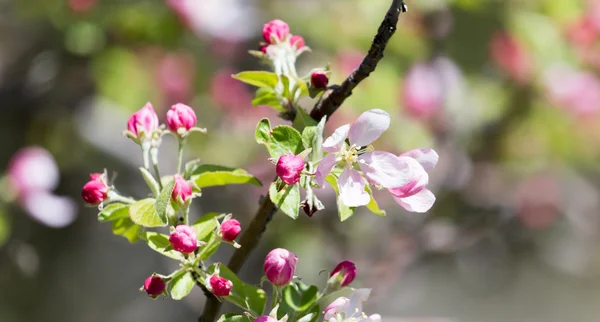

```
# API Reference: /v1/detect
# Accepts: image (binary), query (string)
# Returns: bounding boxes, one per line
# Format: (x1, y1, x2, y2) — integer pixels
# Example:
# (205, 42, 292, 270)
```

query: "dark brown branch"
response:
(310, 0, 406, 121)
(200, 2, 406, 321)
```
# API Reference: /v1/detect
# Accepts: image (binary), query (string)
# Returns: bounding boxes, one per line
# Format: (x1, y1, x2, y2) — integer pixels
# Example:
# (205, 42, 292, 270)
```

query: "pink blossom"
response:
(81, 173, 108, 205)
(172, 174, 193, 205)
(220, 218, 241, 242)
(544, 66, 600, 116)
(143, 275, 166, 298)
(126, 103, 159, 138)
(311, 71, 329, 89)
(402, 63, 443, 119)
(276, 153, 305, 185)
(489, 31, 532, 84)
(387, 148, 438, 213)
(290, 35, 305, 50)
(7, 147, 59, 197)
(155, 53, 194, 103)
(68, 0, 97, 13)
(316, 109, 430, 208)
(330, 260, 357, 287)
(264, 248, 297, 285)
(209, 276, 233, 296)
(21, 191, 77, 228)
(169, 224, 197, 253)
(254, 317, 278, 322)
(262, 19, 290, 44)
(166, 103, 197, 133)
(324, 289, 380, 322)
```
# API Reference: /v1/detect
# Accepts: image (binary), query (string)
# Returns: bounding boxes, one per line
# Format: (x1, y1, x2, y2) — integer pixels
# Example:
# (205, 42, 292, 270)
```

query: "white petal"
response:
(323, 124, 350, 152)
(338, 168, 370, 207)
(21, 192, 77, 228)
(324, 297, 350, 320)
(394, 188, 436, 213)
(346, 288, 372, 316)
(358, 152, 420, 188)
(387, 159, 429, 198)
(400, 148, 439, 171)
(315, 153, 338, 188)
(348, 109, 390, 146)
(368, 314, 382, 322)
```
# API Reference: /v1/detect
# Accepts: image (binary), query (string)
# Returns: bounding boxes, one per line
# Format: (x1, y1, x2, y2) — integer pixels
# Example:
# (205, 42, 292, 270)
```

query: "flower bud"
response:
(169, 224, 197, 253)
(254, 316, 278, 322)
(276, 153, 305, 185)
(310, 71, 329, 89)
(220, 218, 241, 242)
(143, 274, 166, 298)
(260, 45, 268, 54)
(167, 103, 197, 134)
(262, 19, 290, 44)
(290, 35, 305, 50)
(172, 174, 193, 206)
(209, 275, 233, 296)
(127, 102, 159, 140)
(330, 260, 357, 287)
(81, 173, 109, 206)
(264, 248, 298, 285)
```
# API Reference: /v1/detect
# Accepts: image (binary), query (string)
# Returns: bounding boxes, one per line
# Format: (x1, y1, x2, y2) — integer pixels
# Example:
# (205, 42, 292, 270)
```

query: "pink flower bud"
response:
(127, 103, 159, 138)
(330, 260, 357, 287)
(209, 275, 233, 296)
(260, 45, 268, 53)
(7, 147, 59, 197)
(264, 248, 298, 285)
(262, 19, 290, 44)
(169, 225, 197, 253)
(172, 174, 193, 205)
(220, 218, 241, 242)
(276, 153, 305, 185)
(81, 173, 109, 206)
(311, 72, 329, 89)
(254, 316, 278, 322)
(143, 275, 166, 298)
(167, 103, 197, 134)
(290, 35, 305, 50)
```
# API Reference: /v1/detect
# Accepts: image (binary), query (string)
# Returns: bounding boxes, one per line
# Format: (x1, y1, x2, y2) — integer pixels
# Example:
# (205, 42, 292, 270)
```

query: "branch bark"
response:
(199, 1, 406, 321)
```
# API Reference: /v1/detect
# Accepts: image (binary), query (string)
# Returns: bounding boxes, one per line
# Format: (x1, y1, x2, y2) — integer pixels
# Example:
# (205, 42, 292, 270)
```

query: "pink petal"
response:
(400, 148, 439, 171)
(348, 109, 390, 146)
(387, 158, 429, 198)
(323, 124, 350, 152)
(21, 191, 77, 228)
(338, 168, 370, 207)
(358, 151, 419, 188)
(393, 188, 436, 213)
(315, 153, 338, 188)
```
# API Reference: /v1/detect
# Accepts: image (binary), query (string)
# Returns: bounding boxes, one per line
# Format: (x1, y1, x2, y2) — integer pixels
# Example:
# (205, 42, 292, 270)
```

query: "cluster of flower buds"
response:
(259, 19, 309, 58)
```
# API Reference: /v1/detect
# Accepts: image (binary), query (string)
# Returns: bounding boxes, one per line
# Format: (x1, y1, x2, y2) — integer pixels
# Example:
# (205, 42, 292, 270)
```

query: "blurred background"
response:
(1, 0, 600, 321)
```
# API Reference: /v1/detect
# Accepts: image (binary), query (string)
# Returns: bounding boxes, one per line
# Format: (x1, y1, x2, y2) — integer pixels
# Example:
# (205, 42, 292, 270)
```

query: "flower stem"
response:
(150, 147, 163, 191)
(109, 194, 136, 204)
(183, 206, 190, 225)
(177, 138, 185, 175)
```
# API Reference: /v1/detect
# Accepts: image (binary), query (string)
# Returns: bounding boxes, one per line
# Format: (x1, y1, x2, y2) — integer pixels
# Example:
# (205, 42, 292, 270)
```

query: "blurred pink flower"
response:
(21, 191, 77, 228)
(489, 31, 533, 84)
(544, 66, 600, 116)
(515, 173, 561, 230)
(68, 0, 97, 14)
(155, 52, 195, 104)
(335, 50, 364, 75)
(8, 147, 59, 197)
(402, 63, 444, 119)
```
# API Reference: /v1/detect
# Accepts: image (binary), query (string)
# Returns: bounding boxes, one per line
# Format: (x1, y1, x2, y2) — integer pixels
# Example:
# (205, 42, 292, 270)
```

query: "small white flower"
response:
(323, 289, 381, 322)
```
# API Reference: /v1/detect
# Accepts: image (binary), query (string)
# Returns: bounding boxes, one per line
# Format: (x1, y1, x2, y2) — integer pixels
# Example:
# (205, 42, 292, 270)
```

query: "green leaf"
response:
(269, 182, 300, 219)
(232, 71, 279, 89)
(0, 210, 10, 249)
(129, 198, 167, 228)
(252, 87, 284, 111)
(98, 203, 130, 222)
(111, 218, 140, 243)
(302, 117, 326, 162)
(255, 118, 271, 145)
(197, 232, 220, 260)
(292, 107, 318, 132)
(208, 264, 267, 316)
(191, 212, 220, 241)
(281, 74, 291, 99)
(325, 175, 356, 222)
(281, 282, 319, 312)
(365, 186, 386, 216)
(155, 179, 175, 223)
(170, 271, 195, 300)
(190, 165, 262, 188)
(217, 313, 252, 322)
(139, 167, 160, 197)
(141, 232, 181, 260)
(183, 158, 203, 179)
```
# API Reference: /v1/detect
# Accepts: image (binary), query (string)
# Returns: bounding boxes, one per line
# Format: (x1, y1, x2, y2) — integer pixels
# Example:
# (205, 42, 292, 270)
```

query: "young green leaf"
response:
(197, 232, 220, 260)
(253, 87, 284, 111)
(232, 71, 279, 89)
(170, 270, 195, 300)
(129, 198, 167, 227)
(155, 179, 175, 224)
(183, 158, 203, 179)
(208, 263, 267, 316)
(301, 116, 326, 162)
(269, 182, 300, 219)
(191, 212, 220, 241)
(98, 203, 130, 222)
(325, 175, 356, 222)
(255, 118, 272, 145)
(280, 282, 319, 312)
(141, 232, 181, 260)
(139, 167, 160, 197)
(111, 218, 140, 243)
(268, 125, 304, 158)
(189, 165, 262, 188)
(217, 313, 253, 322)
(292, 107, 318, 132)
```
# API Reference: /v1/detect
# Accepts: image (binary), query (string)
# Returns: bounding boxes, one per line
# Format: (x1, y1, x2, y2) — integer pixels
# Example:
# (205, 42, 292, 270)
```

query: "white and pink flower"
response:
(315, 109, 432, 209)
(387, 148, 438, 213)
(324, 288, 381, 322)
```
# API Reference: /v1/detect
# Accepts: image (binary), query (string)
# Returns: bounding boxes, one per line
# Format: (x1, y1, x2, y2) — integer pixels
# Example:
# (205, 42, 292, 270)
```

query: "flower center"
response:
(339, 144, 374, 166)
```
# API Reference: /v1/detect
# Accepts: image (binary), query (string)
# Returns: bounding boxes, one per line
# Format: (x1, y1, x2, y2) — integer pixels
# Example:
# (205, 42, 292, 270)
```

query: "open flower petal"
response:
(388, 157, 429, 198)
(400, 148, 439, 171)
(346, 288, 372, 317)
(323, 124, 350, 152)
(315, 153, 338, 188)
(348, 109, 390, 147)
(358, 151, 419, 188)
(338, 168, 370, 207)
(393, 188, 436, 213)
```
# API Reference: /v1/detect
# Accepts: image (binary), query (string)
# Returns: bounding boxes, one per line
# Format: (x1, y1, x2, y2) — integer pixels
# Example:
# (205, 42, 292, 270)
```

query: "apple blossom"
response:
(311, 71, 329, 89)
(330, 260, 357, 287)
(220, 218, 241, 242)
(166, 103, 197, 134)
(172, 174, 193, 206)
(208, 276, 233, 296)
(387, 148, 438, 213)
(143, 275, 166, 298)
(276, 153, 305, 185)
(264, 248, 297, 285)
(263, 19, 290, 44)
(81, 173, 109, 206)
(324, 289, 380, 322)
(290, 35, 305, 50)
(169, 224, 197, 254)
(126, 103, 160, 142)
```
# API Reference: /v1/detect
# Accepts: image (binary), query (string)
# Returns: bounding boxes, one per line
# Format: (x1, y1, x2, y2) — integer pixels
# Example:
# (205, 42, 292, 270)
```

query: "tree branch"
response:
(200, 2, 407, 321)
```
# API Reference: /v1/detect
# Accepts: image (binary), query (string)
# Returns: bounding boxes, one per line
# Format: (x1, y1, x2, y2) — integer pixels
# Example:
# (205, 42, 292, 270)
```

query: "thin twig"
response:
(199, 2, 407, 321)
